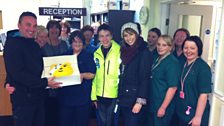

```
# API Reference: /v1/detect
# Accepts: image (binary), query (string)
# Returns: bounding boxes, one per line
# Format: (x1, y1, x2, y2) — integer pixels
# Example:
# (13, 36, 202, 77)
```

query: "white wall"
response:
(129, 0, 144, 22)
(0, 0, 83, 33)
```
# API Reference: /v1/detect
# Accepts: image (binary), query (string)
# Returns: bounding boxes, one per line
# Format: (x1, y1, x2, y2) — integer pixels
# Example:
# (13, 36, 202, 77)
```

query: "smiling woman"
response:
(58, 30, 96, 126)
(118, 22, 153, 126)
(149, 35, 180, 126)
(176, 36, 211, 126)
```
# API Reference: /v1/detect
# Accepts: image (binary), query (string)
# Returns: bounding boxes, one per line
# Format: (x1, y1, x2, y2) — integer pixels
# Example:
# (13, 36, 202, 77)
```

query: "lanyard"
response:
(180, 59, 197, 92)
(151, 52, 170, 71)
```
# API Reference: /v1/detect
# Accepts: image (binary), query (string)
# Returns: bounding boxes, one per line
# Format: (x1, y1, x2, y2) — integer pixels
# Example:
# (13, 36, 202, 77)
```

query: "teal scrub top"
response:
(149, 54, 181, 113)
(176, 58, 211, 124)
(152, 48, 159, 61)
(173, 49, 186, 65)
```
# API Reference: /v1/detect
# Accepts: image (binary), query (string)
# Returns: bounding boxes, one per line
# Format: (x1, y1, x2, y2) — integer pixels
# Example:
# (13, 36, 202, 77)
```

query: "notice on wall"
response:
(42, 55, 81, 87)
(39, 7, 86, 17)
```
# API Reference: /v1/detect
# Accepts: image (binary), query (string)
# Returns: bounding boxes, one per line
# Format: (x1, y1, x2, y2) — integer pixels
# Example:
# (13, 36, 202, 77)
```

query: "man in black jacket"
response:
(3, 11, 61, 126)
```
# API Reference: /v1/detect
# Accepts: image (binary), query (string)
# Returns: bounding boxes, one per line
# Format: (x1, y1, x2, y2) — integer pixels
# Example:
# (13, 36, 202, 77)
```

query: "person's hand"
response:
(93, 101, 98, 109)
(157, 107, 166, 117)
(132, 103, 142, 114)
(80, 73, 84, 83)
(47, 77, 62, 89)
(5, 83, 15, 94)
(188, 116, 201, 126)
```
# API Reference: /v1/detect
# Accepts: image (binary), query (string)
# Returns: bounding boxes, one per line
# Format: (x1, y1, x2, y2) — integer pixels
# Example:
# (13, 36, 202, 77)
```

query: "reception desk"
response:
(0, 52, 12, 116)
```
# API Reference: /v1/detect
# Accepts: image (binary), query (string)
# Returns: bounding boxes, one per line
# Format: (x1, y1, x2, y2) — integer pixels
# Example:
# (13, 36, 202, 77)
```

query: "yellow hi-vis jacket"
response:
(91, 40, 120, 101)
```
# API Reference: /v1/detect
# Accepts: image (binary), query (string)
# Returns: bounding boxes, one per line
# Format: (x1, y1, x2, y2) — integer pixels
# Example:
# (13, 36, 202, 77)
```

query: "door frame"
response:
(168, 4, 215, 64)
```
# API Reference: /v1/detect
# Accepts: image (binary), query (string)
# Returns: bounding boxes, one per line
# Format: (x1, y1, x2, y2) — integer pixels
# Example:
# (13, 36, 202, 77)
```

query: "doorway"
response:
(168, 3, 215, 64)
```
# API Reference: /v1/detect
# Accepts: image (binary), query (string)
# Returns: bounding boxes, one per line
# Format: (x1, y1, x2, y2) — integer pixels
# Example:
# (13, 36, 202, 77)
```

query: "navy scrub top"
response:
(59, 50, 96, 106)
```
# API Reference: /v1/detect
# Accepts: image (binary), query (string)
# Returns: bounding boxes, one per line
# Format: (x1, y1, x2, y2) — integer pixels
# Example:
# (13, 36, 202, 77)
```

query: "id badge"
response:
(180, 91, 185, 99)
(114, 104, 118, 113)
(185, 106, 192, 115)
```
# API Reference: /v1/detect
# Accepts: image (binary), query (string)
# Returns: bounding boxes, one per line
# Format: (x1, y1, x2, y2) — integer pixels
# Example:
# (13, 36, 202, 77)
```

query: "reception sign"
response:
(39, 7, 86, 17)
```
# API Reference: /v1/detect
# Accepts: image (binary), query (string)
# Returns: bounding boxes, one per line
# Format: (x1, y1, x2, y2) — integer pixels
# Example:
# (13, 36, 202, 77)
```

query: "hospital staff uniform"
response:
(149, 54, 180, 126)
(58, 50, 96, 126)
(176, 58, 211, 126)
(173, 49, 186, 65)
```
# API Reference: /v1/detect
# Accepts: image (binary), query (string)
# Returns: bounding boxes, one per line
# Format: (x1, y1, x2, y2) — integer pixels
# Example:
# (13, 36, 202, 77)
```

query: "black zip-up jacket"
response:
(3, 30, 48, 106)
(118, 40, 153, 107)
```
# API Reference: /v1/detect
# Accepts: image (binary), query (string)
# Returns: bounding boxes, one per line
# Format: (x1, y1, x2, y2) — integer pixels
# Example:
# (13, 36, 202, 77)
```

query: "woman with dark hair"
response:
(176, 36, 211, 126)
(147, 28, 161, 51)
(60, 21, 71, 47)
(58, 30, 96, 126)
(173, 28, 190, 64)
(81, 25, 99, 53)
(149, 35, 180, 126)
(147, 28, 161, 58)
(118, 22, 153, 126)
(42, 20, 68, 57)
(43, 20, 68, 126)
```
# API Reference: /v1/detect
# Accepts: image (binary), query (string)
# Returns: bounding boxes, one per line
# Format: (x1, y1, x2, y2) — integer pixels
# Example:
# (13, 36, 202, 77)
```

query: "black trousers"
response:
(45, 96, 59, 126)
(59, 103, 91, 126)
(13, 102, 45, 126)
(120, 106, 144, 126)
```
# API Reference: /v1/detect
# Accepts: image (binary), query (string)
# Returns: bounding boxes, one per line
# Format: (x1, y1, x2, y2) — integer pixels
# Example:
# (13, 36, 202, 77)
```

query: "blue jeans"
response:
(97, 98, 117, 126)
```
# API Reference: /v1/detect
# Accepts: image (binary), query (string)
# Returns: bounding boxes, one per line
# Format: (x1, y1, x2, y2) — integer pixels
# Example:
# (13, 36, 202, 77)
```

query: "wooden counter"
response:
(0, 53, 12, 116)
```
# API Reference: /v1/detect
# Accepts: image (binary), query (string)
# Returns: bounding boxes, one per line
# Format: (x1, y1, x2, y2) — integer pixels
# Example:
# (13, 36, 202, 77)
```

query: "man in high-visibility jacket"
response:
(91, 24, 120, 126)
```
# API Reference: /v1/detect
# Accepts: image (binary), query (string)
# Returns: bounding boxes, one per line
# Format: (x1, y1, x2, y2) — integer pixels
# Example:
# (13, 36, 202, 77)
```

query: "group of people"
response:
(3, 11, 211, 126)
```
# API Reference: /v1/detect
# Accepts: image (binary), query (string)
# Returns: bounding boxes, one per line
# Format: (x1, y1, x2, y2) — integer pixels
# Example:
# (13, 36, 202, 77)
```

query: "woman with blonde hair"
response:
(149, 35, 180, 126)
(35, 25, 49, 48)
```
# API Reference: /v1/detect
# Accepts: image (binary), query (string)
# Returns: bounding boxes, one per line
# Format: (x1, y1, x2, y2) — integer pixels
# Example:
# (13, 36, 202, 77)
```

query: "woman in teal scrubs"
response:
(149, 35, 180, 126)
(173, 28, 190, 65)
(176, 36, 211, 126)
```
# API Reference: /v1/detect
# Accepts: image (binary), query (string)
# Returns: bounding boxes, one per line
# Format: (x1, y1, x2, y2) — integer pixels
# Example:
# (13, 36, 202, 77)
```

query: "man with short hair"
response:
(3, 11, 61, 126)
(91, 24, 120, 126)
